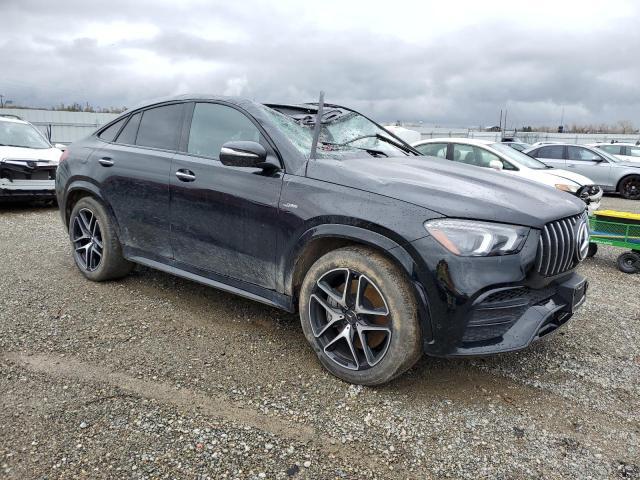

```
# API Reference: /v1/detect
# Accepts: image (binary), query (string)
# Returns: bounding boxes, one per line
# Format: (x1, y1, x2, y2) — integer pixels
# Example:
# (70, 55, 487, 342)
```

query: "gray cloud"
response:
(1, 0, 639, 127)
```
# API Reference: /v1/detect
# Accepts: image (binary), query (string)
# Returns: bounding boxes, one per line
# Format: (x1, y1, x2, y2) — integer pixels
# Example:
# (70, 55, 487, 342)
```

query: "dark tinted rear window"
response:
(116, 112, 141, 145)
(98, 117, 126, 142)
(135, 104, 183, 150)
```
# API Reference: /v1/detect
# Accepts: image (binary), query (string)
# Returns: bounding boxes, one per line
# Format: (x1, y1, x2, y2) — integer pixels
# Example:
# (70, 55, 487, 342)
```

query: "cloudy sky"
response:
(2, 0, 639, 127)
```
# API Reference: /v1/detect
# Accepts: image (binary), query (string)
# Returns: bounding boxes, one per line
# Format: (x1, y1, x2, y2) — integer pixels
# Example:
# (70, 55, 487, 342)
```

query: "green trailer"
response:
(588, 210, 640, 273)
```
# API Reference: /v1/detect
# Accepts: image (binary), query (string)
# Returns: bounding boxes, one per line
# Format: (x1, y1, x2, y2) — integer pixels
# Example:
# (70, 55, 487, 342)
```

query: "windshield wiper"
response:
(330, 133, 417, 155)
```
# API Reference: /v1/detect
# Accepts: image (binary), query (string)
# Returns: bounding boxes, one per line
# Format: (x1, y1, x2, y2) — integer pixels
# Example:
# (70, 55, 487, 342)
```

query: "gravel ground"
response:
(1, 195, 639, 479)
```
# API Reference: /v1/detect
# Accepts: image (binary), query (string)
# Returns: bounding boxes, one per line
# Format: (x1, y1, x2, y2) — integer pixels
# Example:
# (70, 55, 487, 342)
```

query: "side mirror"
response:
(219, 141, 267, 168)
(54, 143, 67, 151)
(489, 159, 504, 170)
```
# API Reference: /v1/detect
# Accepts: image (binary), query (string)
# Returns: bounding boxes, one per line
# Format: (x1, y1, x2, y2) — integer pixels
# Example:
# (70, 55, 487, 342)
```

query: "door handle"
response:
(98, 157, 114, 167)
(175, 169, 196, 182)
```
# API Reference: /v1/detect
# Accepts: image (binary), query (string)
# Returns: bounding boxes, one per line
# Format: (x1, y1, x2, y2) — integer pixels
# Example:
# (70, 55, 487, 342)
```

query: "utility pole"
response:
(498, 109, 503, 132)
(0, 95, 4, 108)
(504, 110, 508, 136)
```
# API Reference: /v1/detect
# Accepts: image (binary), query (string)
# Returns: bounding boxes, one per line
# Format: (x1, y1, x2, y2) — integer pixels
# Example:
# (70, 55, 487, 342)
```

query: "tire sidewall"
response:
(299, 247, 422, 385)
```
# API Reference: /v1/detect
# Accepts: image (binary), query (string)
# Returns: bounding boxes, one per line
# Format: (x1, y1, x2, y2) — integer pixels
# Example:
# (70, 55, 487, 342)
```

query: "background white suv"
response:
(413, 138, 602, 213)
(0, 115, 63, 201)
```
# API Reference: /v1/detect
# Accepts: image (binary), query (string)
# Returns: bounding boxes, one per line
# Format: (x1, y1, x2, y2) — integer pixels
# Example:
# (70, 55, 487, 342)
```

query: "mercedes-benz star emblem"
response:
(575, 219, 590, 261)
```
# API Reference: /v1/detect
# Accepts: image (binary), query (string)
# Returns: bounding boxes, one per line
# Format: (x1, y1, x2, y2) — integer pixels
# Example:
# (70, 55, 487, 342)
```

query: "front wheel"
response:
(617, 251, 640, 274)
(299, 246, 422, 385)
(619, 176, 640, 200)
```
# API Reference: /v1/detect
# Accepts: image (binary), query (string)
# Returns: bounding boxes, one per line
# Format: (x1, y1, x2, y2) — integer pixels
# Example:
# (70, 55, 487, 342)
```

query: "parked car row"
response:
(413, 138, 603, 213)
(524, 143, 640, 200)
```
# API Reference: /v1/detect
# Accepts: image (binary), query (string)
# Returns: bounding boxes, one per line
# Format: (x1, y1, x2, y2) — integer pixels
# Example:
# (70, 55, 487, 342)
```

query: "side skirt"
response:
(124, 248, 295, 313)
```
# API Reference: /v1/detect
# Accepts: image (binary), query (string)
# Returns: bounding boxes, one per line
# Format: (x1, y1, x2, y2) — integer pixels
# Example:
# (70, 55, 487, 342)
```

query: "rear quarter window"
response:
(98, 117, 127, 142)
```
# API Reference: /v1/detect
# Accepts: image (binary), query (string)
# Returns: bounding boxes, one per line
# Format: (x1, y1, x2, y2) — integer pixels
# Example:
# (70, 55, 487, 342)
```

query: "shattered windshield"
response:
(261, 105, 412, 159)
(0, 121, 51, 149)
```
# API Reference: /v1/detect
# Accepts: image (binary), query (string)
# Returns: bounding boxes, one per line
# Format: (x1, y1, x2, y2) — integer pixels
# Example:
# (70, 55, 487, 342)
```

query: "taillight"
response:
(59, 149, 70, 163)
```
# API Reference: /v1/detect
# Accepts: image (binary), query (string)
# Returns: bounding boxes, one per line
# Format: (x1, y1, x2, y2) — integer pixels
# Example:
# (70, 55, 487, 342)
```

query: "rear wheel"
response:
(69, 197, 133, 281)
(299, 246, 422, 385)
(617, 251, 640, 274)
(619, 176, 640, 200)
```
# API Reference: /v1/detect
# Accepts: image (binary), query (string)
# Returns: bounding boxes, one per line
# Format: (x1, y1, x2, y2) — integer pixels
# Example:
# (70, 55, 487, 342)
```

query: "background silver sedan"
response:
(524, 143, 640, 200)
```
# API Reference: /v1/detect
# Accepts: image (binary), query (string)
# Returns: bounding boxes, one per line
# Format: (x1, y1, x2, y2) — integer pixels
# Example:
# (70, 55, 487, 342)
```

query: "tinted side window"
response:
(98, 117, 127, 142)
(135, 104, 184, 150)
(568, 146, 601, 161)
(600, 144, 622, 155)
(116, 112, 141, 145)
(452, 144, 477, 165)
(187, 103, 260, 159)
(537, 145, 564, 159)
(415, 143, 447, 158)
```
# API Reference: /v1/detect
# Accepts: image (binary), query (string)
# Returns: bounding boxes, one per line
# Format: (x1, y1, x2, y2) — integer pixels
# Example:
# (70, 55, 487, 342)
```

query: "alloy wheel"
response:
(622, 177, 640, 199)
(308, 268, 392, 371)
(72, 208, 103, 272)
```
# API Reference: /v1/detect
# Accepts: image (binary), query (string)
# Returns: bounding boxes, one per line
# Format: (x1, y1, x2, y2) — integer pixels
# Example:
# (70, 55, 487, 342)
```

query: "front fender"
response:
(281, 223, 434, 342)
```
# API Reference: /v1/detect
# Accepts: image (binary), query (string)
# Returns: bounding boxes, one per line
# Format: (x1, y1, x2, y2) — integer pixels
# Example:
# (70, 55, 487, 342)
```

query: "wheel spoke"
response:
(78, 210, 92, 236)
(323, 324, 359, 370)
(354, 275, 389, 317)
(316, 268, 349, 308)
(309, 294, 344, 337)
(356, 322, 392, 367)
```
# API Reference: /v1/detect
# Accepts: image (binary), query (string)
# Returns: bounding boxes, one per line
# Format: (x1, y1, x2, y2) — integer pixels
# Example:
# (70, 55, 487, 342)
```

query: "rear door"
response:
(566, 146, 612, 188)
(169, 102, 284, 289)
(96, 103, 186, 258)
(532, 145, 566, 168)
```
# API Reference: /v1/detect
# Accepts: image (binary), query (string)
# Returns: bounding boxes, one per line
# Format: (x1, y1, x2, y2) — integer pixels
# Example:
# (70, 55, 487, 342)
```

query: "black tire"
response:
(587, 242, 598, 258)
(618, 175, 640, 200)
(299, 246, 422, 385)
(68, 197, 133, 281)
(617, 251, 640, 274)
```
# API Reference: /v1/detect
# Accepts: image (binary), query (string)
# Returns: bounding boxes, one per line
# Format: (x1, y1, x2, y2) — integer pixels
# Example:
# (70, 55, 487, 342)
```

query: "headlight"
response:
(424, 219, 529, 256)
(555, 183, 579, 193)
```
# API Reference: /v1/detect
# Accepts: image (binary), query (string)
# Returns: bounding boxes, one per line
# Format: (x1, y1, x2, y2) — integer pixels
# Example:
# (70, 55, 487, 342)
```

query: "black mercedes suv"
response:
(56, 95, 589, 385)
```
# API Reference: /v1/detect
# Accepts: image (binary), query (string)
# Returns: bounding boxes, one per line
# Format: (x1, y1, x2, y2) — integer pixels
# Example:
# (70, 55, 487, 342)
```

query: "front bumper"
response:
(0, 159, 57, 198)
(405, 231, 588, 357)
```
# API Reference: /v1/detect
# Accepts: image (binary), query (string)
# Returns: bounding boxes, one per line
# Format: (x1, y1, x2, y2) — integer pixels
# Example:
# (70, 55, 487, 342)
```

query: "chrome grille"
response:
(535, 213, 587, 277)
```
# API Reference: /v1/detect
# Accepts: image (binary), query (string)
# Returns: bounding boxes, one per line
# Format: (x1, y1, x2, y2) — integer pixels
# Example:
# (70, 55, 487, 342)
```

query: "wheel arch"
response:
(283, 224, 434, 342)
(63, 181, 119, 235)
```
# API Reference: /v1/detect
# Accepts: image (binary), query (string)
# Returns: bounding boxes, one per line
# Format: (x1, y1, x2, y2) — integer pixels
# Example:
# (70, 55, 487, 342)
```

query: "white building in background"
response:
(0, 108, 118, 144)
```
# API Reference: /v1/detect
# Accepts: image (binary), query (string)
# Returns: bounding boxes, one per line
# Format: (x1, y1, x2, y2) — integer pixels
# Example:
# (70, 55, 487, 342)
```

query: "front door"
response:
(169, 102, 284, 289)
(566, 146, 612, 188)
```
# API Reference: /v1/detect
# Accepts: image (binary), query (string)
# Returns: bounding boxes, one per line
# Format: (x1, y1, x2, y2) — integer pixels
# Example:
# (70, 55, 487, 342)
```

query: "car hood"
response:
(616, 160, 640, 168)
(532, 168, 595, 186)
(0, 146, 61, 164)
(307, 156, 585, 229)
